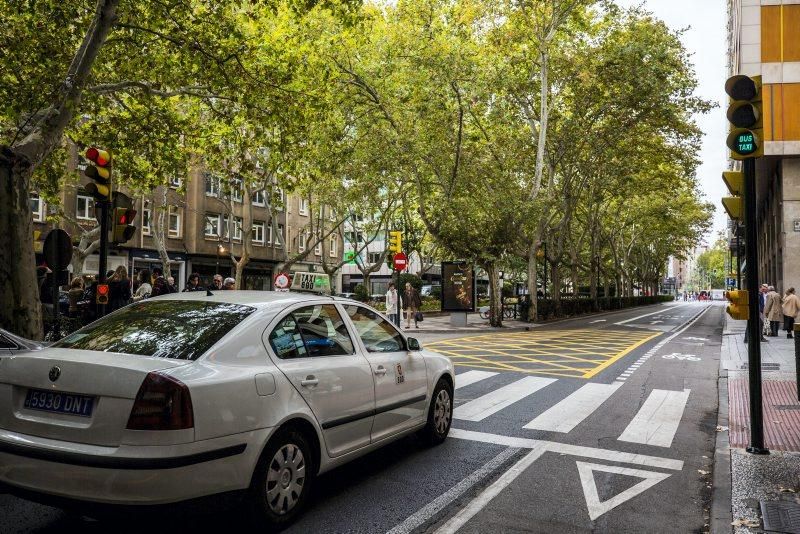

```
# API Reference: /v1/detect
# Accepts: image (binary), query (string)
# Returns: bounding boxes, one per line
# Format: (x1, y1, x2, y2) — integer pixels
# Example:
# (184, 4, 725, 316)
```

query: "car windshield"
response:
(53, 300, 255, 360)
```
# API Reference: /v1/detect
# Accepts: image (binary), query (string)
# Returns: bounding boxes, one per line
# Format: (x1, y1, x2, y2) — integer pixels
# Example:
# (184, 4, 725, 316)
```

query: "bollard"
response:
(796, 324, 800, 401)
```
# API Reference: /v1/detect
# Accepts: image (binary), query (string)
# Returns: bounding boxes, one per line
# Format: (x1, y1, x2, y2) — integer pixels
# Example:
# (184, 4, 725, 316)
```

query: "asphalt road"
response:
(0, 300, 723, 533)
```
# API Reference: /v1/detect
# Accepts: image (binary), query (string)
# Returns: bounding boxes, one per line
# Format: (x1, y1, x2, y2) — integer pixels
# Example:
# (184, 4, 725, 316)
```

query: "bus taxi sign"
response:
(290, 272, 331, 295)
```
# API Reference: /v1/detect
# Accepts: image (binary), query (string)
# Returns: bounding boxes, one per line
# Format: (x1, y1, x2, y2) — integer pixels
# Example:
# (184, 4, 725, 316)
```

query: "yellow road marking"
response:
(581, 331, 661, 378)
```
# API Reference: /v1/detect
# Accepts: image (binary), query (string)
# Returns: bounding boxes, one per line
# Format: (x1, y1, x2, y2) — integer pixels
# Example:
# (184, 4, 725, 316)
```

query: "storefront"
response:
(127, 249, 187, 290)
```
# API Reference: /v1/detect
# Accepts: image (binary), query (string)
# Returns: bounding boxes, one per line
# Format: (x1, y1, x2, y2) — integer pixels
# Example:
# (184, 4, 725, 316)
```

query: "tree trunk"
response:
(486, 262, 503, 327)
(590, 257, 598, 312)
(526, 244, 538, 323)
(0, 151, 43, 339)
(551, 261, 562, 316)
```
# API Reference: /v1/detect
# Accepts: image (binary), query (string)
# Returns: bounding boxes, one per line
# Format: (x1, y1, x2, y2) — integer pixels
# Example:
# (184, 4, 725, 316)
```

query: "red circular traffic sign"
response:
(393, 252, 407, 271)
(274, 272, 291, 290)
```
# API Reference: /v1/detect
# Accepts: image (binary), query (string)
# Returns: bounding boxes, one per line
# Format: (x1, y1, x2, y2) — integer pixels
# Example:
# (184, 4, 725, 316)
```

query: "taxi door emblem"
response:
(49, 366, 61, 382)
(396, 364, 405, 384)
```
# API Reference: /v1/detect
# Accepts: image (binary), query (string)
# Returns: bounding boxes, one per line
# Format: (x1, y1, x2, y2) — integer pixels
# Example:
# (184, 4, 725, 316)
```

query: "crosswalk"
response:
(453, 370, 690, 448)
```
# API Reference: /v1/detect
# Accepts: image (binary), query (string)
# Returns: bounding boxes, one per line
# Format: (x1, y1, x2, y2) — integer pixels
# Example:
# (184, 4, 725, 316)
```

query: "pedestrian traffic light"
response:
(725, 289, 749, 320)
(388, 231, 402, 253)
(724, 75, 763, 160)
(96, 283, 110, 305)
(84, 147, 112, 201)
(112, 207, 137, 244)
(722, 170, 743, 221)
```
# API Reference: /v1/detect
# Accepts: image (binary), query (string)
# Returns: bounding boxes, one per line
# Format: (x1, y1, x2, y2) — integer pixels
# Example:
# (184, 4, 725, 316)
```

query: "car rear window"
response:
(54, 300, 255, 360)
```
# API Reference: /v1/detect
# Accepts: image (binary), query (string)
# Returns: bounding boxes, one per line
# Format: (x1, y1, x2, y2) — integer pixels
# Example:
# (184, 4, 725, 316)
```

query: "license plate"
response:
(24, 388, 95, 417)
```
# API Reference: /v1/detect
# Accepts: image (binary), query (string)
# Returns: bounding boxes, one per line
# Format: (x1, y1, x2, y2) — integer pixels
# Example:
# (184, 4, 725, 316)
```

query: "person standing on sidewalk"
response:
(385, 283, 402, 325)
(745, 284, 769, 343)
(783, 287, 800, 339)
(404, 282, 422, 329)
(764, 285, 783, 336)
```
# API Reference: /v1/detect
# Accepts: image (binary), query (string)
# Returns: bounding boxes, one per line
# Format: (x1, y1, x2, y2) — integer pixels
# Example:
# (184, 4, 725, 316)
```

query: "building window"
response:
(315, 236, 322, 256)
(205, 213, 221, 238)
(30, 193, 45, 222)
(231, 178, 243, 203)
(275, 189, 285, 211)
(252, 190, 265, 206)
(232, 216, 243, 241)
(169, 176, 182, 189)
(299, 198, 309, 216)
(142, 200, 151, 236)
(76, 194, 94, 220)
(346, 231, 364, 244)
(253, 221, 265, 244)
(329, 236, 337, 257)
(168, 206, 182, 238)
(276, 224, 285, 247)
(368, 252, 382, 264)
(298, 230, 307, 253)
(205, 174, 220, 197)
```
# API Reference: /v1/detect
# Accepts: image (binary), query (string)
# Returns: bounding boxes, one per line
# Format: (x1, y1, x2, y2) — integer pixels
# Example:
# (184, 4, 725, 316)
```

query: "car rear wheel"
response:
(247, 428, 315, 529)
(420, 378, 453, 445)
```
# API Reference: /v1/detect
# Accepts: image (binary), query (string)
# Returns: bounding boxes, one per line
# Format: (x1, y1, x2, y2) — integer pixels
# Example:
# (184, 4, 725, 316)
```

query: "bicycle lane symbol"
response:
(661, 353, 701, 361)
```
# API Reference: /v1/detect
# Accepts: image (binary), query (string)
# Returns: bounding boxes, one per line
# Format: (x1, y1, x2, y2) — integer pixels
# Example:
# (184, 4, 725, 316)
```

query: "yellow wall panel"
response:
(782, 84, 800, 141)
(784, 6, 800, 61)
(763, 84, 773, 141)
(762, 6, 782, 62)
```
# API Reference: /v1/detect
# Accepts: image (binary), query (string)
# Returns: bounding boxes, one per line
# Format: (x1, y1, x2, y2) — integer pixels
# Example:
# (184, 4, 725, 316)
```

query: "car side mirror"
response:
(407, 337, 421, 351)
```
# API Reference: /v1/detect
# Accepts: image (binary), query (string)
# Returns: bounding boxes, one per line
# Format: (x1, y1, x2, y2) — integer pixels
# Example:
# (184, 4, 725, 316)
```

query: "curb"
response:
(711, 368, 733, 533)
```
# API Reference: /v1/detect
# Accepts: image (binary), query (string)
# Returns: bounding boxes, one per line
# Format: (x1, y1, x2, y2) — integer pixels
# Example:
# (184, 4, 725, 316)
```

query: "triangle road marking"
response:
(576, 461, 671, 520)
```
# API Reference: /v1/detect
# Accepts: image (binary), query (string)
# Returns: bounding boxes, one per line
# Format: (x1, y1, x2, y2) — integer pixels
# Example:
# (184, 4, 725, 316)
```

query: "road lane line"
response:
(618, 389, 691, 447)
(433, 445, 549, 534)
(454, 370, 498, 390)
(581, 331, 661, 379)
(386, 447, 520, 534)
(454, 377, 557, 422)
(614, 306, 678, 325)
(523, 382, 623, 433)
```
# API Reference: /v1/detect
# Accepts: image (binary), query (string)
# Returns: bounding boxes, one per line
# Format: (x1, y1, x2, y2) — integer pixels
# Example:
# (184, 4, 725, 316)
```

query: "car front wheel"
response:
(246, 428, 315, 529)
(420, 378, 453, 445)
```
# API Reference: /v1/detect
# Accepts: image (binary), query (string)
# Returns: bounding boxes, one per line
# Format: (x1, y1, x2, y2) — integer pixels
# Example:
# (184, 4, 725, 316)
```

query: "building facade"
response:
(728, 0, 800, 291)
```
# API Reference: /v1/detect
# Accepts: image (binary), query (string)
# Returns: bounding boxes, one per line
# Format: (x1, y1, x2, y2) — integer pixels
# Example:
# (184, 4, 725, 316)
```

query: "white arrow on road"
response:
(683, 336, 707, 341)
(577, 462, 671, 520)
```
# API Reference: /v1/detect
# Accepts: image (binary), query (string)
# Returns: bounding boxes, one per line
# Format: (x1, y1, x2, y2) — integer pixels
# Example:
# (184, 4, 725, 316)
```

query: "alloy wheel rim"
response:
(266, 443, 306, 515)
(434, 389, 452, 435)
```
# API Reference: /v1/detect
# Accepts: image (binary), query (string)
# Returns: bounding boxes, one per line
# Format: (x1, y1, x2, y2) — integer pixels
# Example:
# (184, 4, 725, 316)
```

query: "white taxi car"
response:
(0, 290, 454, 527)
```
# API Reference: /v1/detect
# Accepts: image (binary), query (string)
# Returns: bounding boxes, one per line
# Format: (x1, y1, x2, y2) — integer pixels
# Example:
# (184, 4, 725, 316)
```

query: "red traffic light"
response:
(97, 283, 110, 296)
(117, 209, 137, 225)
(86, 147, 111, 166)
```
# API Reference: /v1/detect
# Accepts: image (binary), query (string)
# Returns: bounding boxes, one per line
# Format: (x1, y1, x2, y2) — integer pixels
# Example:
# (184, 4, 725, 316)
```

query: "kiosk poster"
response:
(441, 262, 475, 312)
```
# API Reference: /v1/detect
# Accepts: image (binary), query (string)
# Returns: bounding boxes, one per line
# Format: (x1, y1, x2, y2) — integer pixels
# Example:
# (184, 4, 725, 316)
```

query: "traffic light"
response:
(96, 283, 110, 305)
(84, 147, 112, 201)
(388, 230, 402, 253)
(724, 75, 763, 160)
(112, 207, 137, 244)
(722, 170, 743, 221)
(725, 289, 749, 320)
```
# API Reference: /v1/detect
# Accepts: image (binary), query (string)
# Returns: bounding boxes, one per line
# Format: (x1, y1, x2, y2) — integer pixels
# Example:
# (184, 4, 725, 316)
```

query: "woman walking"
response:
(67, 278, 84, 318)
(404, 282, 422, 329)
(108, 266, 132, 312)
(783, 287, 800, 339)
(132, 269, 152, 302)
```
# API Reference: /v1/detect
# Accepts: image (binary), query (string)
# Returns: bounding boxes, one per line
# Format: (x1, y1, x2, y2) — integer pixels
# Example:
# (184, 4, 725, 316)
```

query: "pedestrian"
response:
(132, 269, 152, 302)
(403, 282, 422, 329)
(208, 274, 224, 291)
(150, 267, 175, 297)
(183, 273, 204, 292)
(385, 283, 403, 325)
(764, 285, 783, 336)
(783, 288, 800, 339)
(67, 278, 84, 318)
(223, 277, 236, 290)
(746, 284, 770, 343)
(108, 266, 132, 311)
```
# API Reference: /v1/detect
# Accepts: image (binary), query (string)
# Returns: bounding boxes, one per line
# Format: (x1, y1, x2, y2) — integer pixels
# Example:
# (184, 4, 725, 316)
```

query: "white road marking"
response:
(590, 319, 607, 323)
(661, 353, 701, 361)
(614, 306, 677, 325)
(650, 320, 663, 324)
(454, 376, 557, 422)
(433, 446, 549, 534)
(454, 370, 498, 390)
(523, 382, 622, 433)
(683, 336, 708, 341)
(618, 389, 691, 447)
(576, 462, 671, 520)
(386, 447, 519, 534)
(449, 429, 683, 470)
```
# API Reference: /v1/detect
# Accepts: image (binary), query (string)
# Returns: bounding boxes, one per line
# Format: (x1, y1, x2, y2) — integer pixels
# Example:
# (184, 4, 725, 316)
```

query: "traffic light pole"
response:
(743, 157, 768, 455)
(98, 200, 109, 317)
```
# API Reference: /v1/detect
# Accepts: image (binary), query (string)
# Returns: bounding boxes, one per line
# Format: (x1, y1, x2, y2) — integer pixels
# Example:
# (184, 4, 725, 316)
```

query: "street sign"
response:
(274, 272, 291, 291)
(393, 251, 407, 271)
(291, 272, 331, 294)
(43, 229, 72, 271)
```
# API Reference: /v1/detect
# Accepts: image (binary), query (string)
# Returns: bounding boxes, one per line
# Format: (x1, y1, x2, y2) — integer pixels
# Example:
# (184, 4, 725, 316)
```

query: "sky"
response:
(615, 0, 729, 246)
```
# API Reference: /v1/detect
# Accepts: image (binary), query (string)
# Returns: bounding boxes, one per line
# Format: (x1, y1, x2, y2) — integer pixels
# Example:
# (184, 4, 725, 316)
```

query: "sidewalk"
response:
(715, 316, 800, 534)
(398, 312, 531, 335)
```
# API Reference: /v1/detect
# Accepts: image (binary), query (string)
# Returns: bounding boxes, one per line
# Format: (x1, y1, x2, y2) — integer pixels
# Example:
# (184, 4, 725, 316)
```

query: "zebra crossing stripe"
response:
(454, 376, 557, 422)
(455, 370, 499, 390)
(618, 389, 691, 447)
(523, 382, 623, 433)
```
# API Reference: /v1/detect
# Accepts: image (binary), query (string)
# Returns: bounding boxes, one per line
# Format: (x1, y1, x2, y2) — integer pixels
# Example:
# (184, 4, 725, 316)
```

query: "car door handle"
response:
(300, 376, 319, 387)
(374, 366, 387, 376)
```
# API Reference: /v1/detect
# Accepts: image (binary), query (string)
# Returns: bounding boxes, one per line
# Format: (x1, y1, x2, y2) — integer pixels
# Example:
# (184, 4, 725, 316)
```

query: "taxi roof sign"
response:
(291, 272, 332, 295)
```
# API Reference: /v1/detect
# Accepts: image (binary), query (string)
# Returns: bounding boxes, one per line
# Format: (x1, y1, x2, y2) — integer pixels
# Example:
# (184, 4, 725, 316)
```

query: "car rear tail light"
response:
(126, 372, 194, 430)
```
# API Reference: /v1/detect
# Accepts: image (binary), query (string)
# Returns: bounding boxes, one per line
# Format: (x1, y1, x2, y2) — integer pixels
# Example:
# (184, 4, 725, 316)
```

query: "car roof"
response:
(150, 290, 359, 310)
